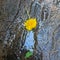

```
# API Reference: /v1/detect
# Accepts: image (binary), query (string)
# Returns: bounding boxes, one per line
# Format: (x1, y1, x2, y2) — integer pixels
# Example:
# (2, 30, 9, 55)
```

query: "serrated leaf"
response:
(25, 51, 33, 59)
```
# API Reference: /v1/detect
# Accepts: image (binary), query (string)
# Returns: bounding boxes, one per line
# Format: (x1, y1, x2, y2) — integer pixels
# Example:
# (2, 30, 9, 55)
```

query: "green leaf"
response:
(25, 51, 33, 59)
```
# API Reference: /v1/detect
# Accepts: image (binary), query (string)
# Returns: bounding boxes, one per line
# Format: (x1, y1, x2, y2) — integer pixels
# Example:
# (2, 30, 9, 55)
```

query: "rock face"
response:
(0, 0, 60, 60)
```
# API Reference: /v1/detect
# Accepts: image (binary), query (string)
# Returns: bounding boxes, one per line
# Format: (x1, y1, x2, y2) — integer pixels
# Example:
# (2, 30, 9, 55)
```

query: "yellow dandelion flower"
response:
(24, 18, 37, 31)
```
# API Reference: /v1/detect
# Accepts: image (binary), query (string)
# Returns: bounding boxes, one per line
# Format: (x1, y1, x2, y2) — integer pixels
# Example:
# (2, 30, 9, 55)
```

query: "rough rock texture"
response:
(0, 0, 60, 60)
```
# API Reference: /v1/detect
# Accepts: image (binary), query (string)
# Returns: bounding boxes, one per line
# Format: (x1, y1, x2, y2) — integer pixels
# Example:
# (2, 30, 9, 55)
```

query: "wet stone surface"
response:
(0, 0, 60, 60)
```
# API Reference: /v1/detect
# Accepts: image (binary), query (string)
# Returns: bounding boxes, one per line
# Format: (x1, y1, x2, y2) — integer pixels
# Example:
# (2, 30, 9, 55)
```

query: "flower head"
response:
(24, 18, 37, 31)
